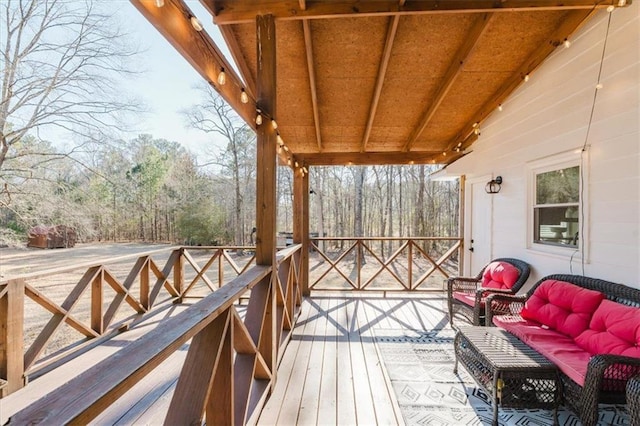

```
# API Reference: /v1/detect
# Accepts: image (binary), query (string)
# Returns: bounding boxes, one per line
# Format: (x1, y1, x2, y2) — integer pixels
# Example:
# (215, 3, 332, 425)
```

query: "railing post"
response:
(218, 249, 224, 288)
(357, 240, 362, 289)
(140, 257, 150, 310)
(174, 248, 184, 296)
(0, 279, 25, 396)
(408, 239, 413, 290)
(91, 269, 104, 334)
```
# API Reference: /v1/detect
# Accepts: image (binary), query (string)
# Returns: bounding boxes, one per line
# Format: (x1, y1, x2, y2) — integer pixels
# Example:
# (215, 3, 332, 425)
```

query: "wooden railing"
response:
(309, 237, 462, 291)
(5, 245, 302, 424)
(0, 246, 256, 397)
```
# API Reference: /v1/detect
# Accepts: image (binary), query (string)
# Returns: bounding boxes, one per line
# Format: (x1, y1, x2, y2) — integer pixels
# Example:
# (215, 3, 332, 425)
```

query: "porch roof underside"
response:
(132, 0, 627, 166)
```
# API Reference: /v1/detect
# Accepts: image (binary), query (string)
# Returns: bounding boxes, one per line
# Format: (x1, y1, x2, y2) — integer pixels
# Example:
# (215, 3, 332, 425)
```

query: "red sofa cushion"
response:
(453, 291, 477, 308)
(575, 299, 640, 357)
(481, 261, 520, 290)
(520, 280, 605, 338)
(494, 315, 591, 385)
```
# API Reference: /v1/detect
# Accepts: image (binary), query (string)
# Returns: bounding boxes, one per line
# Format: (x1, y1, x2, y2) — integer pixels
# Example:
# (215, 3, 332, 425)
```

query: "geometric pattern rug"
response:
(375, 329, 630, 426)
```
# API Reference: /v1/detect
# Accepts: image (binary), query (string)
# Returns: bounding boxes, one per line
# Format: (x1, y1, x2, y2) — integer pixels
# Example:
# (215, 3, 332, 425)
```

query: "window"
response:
(533, 165, 580, 247)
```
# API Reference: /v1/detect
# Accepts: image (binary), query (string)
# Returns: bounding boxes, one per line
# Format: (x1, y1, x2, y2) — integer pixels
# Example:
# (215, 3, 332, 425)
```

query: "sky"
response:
(114, 0, 235, 157)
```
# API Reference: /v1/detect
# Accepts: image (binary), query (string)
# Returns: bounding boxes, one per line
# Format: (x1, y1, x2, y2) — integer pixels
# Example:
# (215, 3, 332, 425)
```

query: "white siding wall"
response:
(447, 4, 639, 286)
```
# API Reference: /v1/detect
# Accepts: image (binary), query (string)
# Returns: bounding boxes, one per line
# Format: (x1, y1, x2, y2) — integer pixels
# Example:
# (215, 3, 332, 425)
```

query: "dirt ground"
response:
(0, 242, 174, 280)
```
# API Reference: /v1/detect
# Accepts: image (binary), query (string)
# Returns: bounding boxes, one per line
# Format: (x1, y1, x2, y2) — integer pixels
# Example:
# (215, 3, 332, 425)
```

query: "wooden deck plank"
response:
(357, 299, 404, 425)
(296, 297, 328, 424)
(317, 297, 338, 425)
(335, 298, 357, 424)
(257, 300, 314, 424)
(345, 298, 378, 424)
(273, 297, 320, 425)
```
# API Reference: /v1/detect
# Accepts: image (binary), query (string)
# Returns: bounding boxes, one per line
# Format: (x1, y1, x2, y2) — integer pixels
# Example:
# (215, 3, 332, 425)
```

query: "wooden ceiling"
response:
(132, 0, 630, 166)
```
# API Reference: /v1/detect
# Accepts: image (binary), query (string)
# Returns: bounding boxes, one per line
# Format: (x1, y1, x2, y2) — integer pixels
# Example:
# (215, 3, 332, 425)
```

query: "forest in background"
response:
(0, 0, 459, 247)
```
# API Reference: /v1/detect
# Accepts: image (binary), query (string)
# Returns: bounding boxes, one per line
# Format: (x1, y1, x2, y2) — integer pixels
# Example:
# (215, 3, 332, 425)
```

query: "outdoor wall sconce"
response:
(485, 176, 502, 194)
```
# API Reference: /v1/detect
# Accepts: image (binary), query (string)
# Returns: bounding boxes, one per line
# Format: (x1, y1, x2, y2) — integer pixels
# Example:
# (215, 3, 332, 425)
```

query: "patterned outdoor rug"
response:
(375, 329, 630, 426)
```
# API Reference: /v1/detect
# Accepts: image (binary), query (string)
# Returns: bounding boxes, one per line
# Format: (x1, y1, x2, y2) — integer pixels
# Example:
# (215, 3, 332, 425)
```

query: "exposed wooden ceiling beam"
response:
(403, 13, 493, 152)
(296, 151, 446, 166)
(445, 8, 596, 152)
(131, 0, 256, 128)
(303, 20, 322, 152)
(216, 24, 257, 100)
(361, 15, 399, 153)
(299, 0, 307, 11)
(210, 1, 622, 25)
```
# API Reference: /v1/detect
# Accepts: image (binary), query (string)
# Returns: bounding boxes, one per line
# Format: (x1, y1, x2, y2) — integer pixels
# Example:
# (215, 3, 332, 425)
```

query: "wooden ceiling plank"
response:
(211, 1, 621, 25)
(297, 151, 453, 166)
(361, 15, 400, 153)
(403, 13, 494, 152)
(303, 20, 323, 151)
(445, 8, 596, 152)
(131, 0, 256, 128)
(299, 0, 307, 11)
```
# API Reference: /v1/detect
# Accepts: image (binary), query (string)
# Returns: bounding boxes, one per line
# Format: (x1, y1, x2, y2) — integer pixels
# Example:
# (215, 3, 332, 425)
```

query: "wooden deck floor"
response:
(257, 293, 450, 425)
(0, 293, 451, 425)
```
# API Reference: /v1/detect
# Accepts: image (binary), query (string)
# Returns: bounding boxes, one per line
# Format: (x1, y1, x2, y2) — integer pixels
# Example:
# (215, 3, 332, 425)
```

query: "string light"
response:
(472, 122, 479, 128)
(607, 5, 615, 12)
(154, 0, 164, 7)
(442, 151, 447, 157)
(303, 167, 308, 174)
(524, 74, 530, 82)
(190, 16, 204, 31)
(283, 145, 289, 152)
(474, 127, 481, 136)
(277, 134, 284, 146)
(498, 104, 503, 112)
(271, 119, 278, 129)
(563, 39, 571, 49)
(287, 159, 292, 166)
(255, 110, 263, 126)
(596, 83, 603, 90)
(278, 146, 283, 154)
(295, 161, 299, 168)
(618, 0, 626, 6)
(217, 68, 226, 85)
(240, 89, 249, 104)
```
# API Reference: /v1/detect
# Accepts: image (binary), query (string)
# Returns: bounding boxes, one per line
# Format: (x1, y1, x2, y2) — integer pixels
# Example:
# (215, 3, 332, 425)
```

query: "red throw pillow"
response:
(575, 299, 640, 357)
(481, 261, 520, 290)
(520, 280, 605, 338)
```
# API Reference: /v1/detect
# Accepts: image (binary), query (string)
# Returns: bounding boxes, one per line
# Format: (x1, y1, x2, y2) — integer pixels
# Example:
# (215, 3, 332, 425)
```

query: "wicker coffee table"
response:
(453, 326, 560, 426)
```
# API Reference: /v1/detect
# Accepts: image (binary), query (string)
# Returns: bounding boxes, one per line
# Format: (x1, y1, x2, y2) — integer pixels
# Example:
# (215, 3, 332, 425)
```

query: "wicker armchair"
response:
(486, 274, 640, 426)
(628, 376, 640, 426)
(446, 257, 530, 327)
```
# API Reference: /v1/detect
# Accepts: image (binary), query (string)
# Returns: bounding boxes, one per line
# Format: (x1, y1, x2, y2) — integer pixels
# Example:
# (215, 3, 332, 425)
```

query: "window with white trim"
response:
(533, 165, 580, 247)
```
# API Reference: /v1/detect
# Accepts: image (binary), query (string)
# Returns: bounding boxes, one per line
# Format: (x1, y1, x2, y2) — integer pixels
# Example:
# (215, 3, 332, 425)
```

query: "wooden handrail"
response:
(6, 266, 272, 425)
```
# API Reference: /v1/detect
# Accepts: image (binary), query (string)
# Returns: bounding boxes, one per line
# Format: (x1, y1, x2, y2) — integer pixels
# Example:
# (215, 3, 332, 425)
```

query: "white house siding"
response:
(446, 4, 639, 287)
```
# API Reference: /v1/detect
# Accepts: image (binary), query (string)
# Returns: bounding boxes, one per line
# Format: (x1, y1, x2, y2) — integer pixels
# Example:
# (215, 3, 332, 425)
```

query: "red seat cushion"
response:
(575, 299, 640, 357)
(520, 280, 604, 338)
(453, 291, 477, 308)
(494, 315, 591, 385)
(481, 261, 520, 290)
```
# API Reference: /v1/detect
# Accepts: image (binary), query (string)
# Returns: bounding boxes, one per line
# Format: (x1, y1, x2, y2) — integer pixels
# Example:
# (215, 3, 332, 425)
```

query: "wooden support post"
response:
(293, 167, 310, 296)
(219, 250, 224, 288)
(91, 269, 104, 334)
(206, 313, 233, 425)
(0, 279, 25, 396)
(255, 13, 278, 386)
(255, 13, 277, 268)
(408, 240, 413, 290)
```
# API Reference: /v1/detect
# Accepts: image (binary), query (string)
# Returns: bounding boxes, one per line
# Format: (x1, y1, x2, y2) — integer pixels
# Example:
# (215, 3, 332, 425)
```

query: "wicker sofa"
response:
(447, 258, 530, 327)
(486, 274, 640, 426)
(628, 376, 640, 426)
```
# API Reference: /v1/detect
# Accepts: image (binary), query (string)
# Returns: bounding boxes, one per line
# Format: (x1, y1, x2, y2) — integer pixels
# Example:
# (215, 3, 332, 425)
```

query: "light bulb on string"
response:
(271, 119, 278, 130)
(190, 16, 203, 31)
(155, 0, 164, 7)
(524, 74, 530, 82)
(255, 110, 263, 126)
(596, 83, 603, 90)
(277, 134, 284, 146)
(607, 5, 615, 12)
(618, 0, 626, 6)
(240, 89, 249, 104)
(217, 68, 226, 85)
(498, 104, 503, 112)
(283, 145, 289, 152)
(295, 161, 299, 168)
(563, 39, 571, 49)
(287, 159, 292, 166)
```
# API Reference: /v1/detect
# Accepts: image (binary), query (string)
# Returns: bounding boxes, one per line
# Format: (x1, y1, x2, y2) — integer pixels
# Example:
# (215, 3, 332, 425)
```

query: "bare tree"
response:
(0, 0, 141, 173)
(183, 83, 255, 247)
